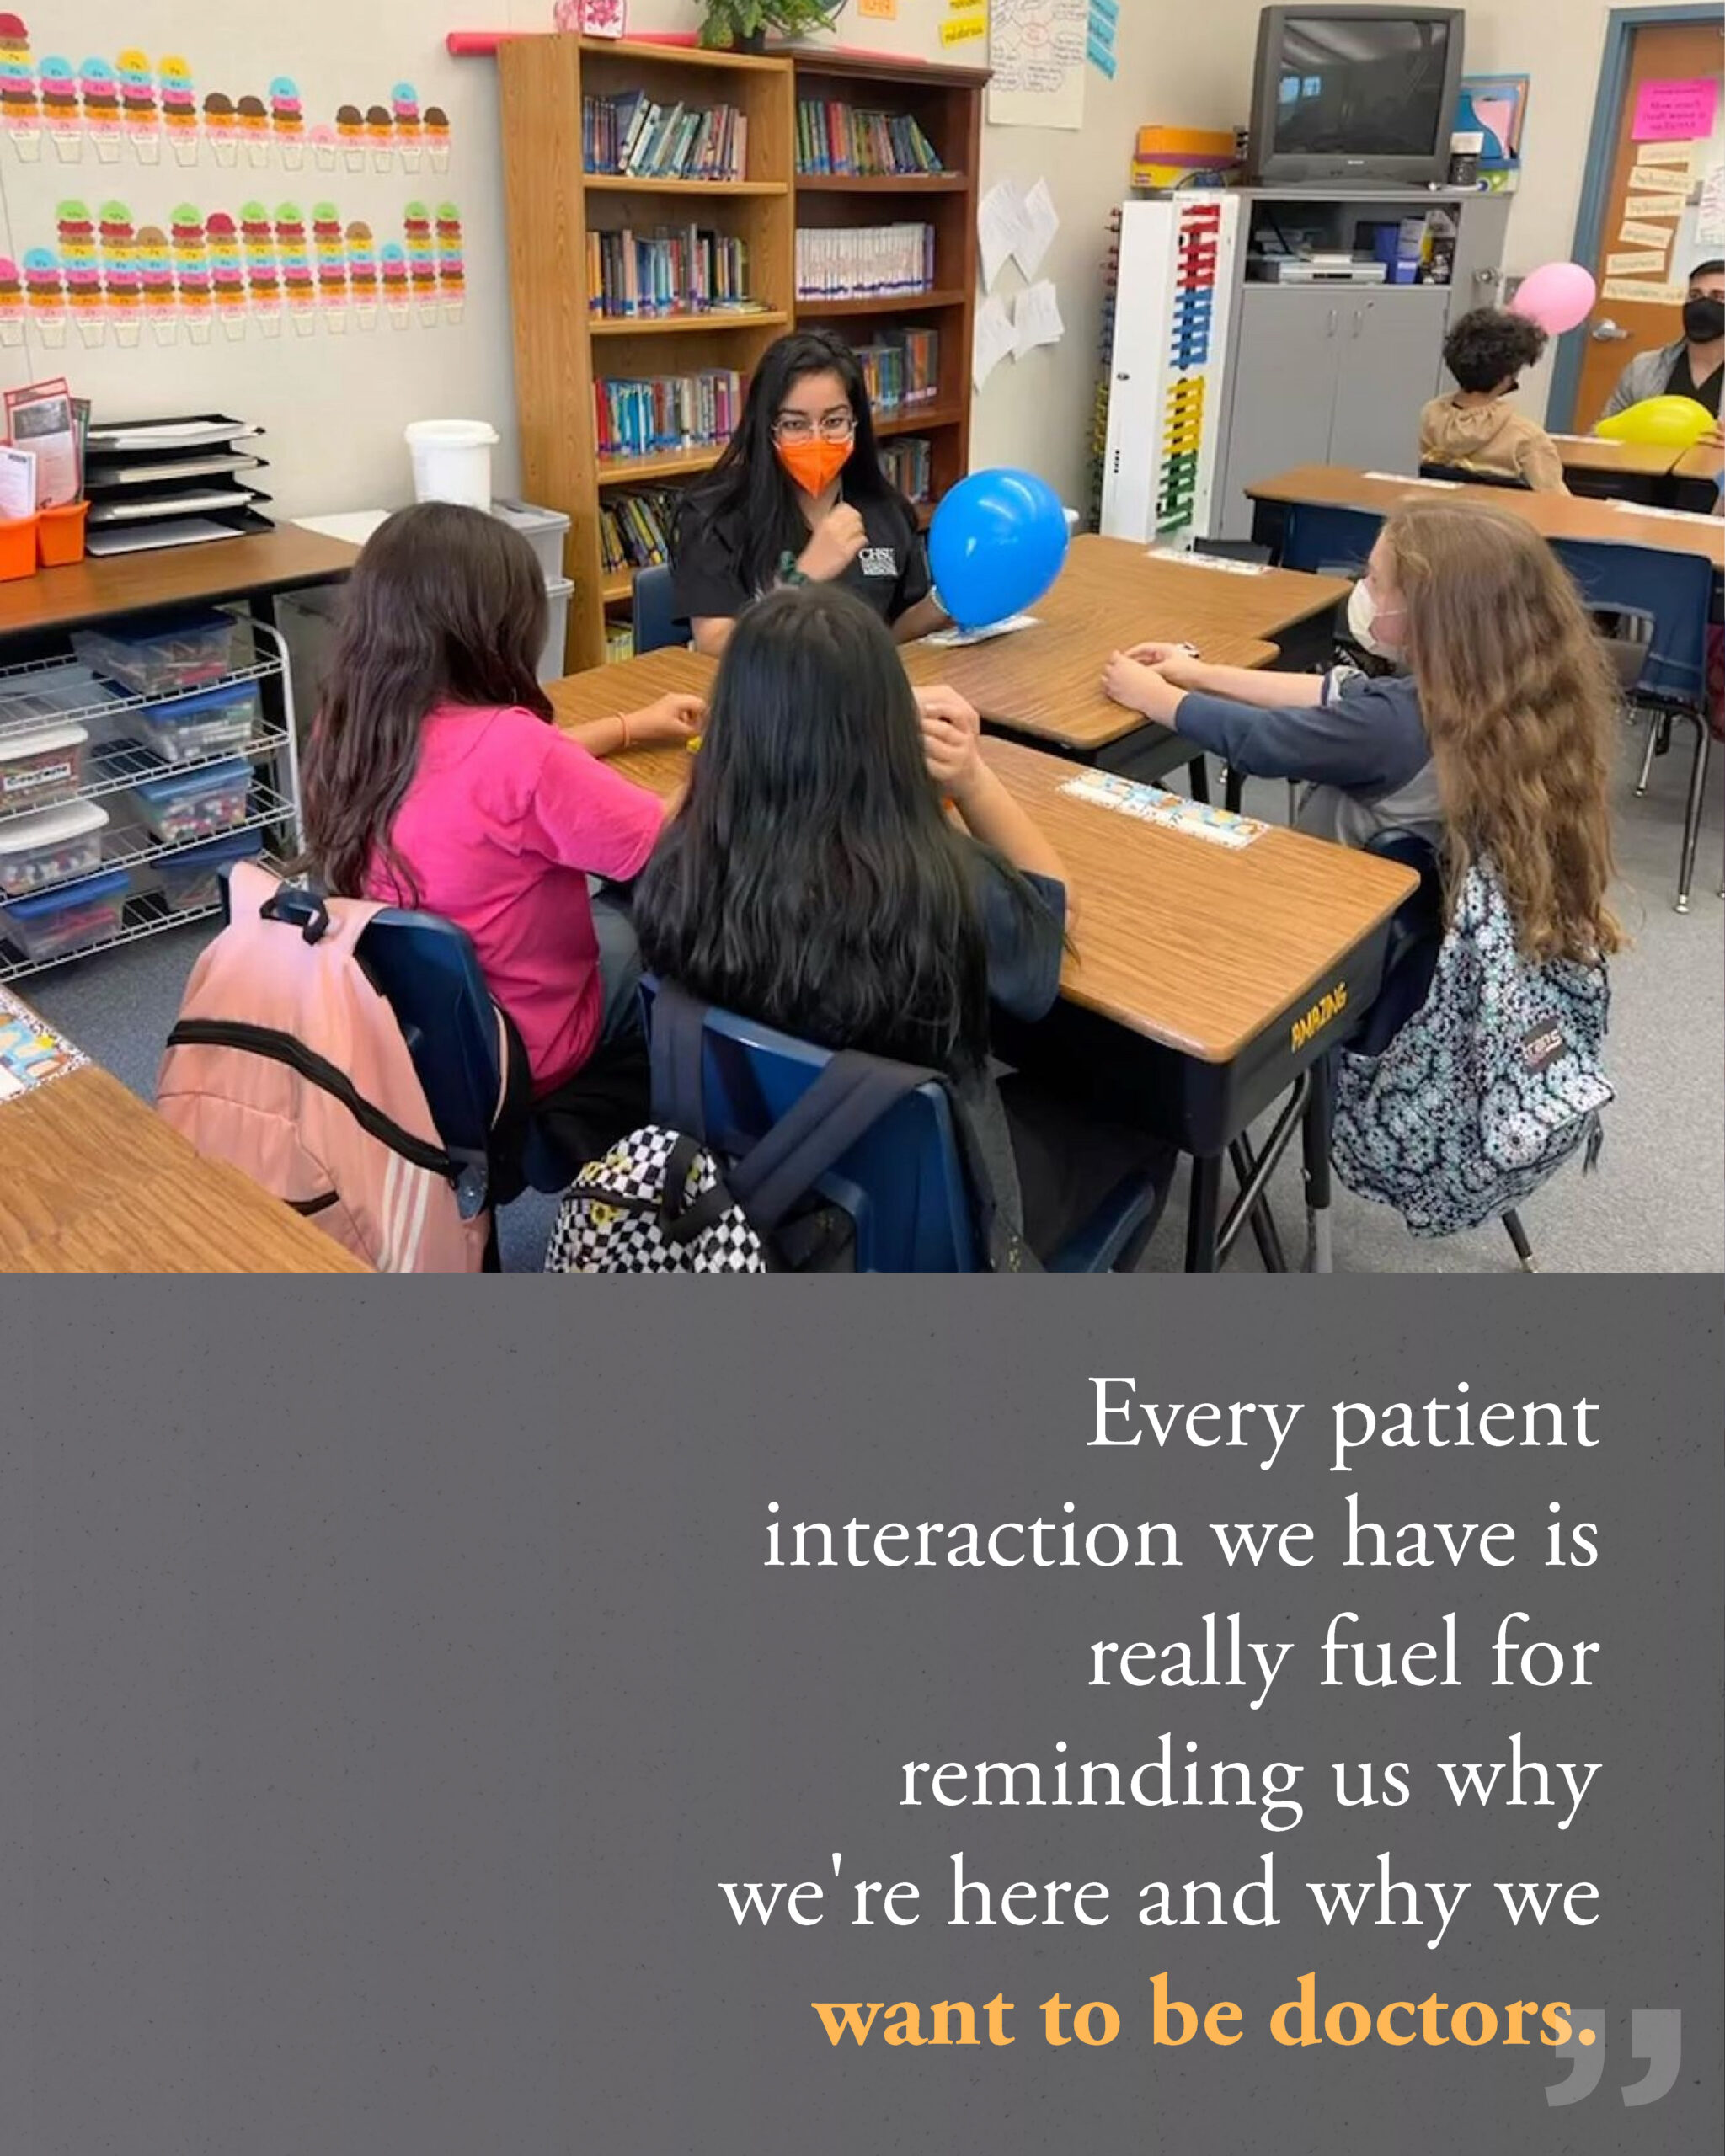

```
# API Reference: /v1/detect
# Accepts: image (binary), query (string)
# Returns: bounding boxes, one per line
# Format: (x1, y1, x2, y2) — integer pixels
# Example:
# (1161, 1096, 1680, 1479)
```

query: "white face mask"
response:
(1348, 577, 1405, 659)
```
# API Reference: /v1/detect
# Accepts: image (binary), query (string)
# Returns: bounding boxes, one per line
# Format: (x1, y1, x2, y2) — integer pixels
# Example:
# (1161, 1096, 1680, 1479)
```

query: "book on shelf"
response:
(879, 435, 932, 505)
(794, 224, 935, 301)
(854, 328, 939, 414)
(795, 102, 943, 179)
(605, 622, 638, 664)
(599, 488, 681, 574)
(586, 225, 758, 318)
(595, 370, 742, 459)
(583, 93, 750, 183)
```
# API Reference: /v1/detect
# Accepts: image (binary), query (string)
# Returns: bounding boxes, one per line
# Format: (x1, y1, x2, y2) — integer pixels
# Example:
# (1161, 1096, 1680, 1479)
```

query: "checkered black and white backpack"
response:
(544, 984, 936, 1274)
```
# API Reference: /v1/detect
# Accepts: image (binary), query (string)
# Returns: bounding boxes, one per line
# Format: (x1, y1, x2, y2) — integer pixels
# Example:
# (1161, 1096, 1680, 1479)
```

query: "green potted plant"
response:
(698, 0, 846, 53)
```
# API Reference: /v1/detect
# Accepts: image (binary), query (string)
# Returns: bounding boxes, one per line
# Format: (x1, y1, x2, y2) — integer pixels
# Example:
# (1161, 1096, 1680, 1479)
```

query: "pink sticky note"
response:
(1632, 76, 1719, 142)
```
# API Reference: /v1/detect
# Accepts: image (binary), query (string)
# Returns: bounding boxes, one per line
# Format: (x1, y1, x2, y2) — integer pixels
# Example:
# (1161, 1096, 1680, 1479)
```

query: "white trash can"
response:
(404, 419, 499, 510)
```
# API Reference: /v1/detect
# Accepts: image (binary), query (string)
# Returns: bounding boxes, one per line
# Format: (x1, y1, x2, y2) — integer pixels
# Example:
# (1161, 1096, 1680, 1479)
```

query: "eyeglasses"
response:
(773, 412, 857, 445)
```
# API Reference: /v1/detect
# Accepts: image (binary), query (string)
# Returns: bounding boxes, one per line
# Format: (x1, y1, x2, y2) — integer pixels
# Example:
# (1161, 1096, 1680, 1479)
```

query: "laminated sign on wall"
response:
(988, 0, 1087, 130)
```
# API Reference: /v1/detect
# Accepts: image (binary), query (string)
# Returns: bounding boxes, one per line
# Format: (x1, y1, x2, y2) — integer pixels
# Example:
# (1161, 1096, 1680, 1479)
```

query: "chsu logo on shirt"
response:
(1290, 982, 1347, 1051)
(858, 546, 897, 578)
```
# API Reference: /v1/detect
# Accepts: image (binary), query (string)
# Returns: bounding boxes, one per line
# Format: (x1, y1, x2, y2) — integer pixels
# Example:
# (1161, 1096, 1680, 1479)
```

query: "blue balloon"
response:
(929, 467, 1069, 631)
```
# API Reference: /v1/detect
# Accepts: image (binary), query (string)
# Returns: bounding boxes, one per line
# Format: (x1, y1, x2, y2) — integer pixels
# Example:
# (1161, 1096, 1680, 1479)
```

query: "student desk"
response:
(1551, 435, 1685, 480)
(1674, 443, 1725, 488)
(0, 996, 366, 1273)
(899, 536, 1346, 771)
(552, 654, 1418, 1271)
(1245, 463, 1725, 564)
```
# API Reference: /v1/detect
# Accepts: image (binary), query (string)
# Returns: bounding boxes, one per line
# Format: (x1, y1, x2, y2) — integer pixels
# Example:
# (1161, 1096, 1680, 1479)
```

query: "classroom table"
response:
(899, 535, 1347, 769)
(1549, 435, 1685, 481)
(1245, 463, 1725, 563)
(0, 526, 360, 640)
(553, 652, 1418, 1271)
(0, 993, 366, 1273)
(1674, 443, 1725, 488)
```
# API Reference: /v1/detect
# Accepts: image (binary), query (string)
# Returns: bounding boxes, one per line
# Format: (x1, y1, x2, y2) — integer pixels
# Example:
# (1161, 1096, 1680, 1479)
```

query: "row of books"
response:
(599, 488, 679, 574)
(854, 330, 940, 414)
(595, 370, 743, 459)
(605, 622, 637, 665)
(581, 93, 750, 182)
(795, 224, 935, 300)
(879, 436, 932, 505)
(586, 226, 755, 318)
(795, 103, 943, 179)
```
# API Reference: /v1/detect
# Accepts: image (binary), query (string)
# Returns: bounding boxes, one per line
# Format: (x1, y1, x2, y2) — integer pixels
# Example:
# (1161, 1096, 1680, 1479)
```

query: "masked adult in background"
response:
(1599, 259, 1725, 443)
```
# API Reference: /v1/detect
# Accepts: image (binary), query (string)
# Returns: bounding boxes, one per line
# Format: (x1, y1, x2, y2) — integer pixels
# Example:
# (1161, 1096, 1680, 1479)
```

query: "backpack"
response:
(545, 983, 1034, 1273)
(157, 862, 492, 1273)
(1331, 859, 1611, 1238)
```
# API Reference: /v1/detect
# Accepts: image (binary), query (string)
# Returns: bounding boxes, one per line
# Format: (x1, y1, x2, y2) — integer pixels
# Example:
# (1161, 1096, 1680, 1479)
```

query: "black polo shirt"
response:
(1664, 345, 1723, 414)
(672, 486, 932, 629)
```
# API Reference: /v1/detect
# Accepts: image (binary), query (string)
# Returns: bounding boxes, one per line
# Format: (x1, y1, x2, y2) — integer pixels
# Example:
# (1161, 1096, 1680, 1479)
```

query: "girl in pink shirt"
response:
(302, 502, 703, 1166)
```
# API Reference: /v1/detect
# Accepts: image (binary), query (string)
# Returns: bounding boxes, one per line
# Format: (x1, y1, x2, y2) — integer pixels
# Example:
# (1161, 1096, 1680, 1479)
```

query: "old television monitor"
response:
(1247, 8, 1466, 186)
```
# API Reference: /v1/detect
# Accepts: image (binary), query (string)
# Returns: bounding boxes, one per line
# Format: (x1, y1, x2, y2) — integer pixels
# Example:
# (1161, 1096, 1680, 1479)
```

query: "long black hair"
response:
(676, 328, 905, 599)
(635, 584, 1010, 1075)
(301, 501, 550, 900)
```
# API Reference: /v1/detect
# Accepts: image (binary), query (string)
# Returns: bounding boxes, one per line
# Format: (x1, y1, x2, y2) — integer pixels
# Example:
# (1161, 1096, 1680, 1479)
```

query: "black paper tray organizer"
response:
(83, 414, 273, 552)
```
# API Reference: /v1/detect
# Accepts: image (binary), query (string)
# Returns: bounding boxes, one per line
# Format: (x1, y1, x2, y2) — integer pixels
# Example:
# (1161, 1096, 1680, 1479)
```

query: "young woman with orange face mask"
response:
(672, 330, 951, 658)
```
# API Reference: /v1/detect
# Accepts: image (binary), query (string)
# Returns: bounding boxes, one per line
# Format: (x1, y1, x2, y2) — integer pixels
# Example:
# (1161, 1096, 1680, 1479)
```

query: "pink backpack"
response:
(157, 860, 493, 1273)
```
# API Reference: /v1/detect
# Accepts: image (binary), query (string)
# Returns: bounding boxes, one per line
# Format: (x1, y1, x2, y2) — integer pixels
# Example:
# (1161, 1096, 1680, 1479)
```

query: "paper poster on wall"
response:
(972, 291, 1014, 392)
(1632, 76, 1718, 144)
(1628, 161, 1698, 194)
(1698, 164, 1725, 250)
(1599, 277, 1686, 307)
(977, 178, 1025, 291)
(1605, 250, 1669, 277)
(1087, 0, 1117, 78)
(1619, 217, 1676, 248)
(988, 0, 1087, 130)
(13, 198, 464, 350)
(857, 0, 897, 16)
(0, 23, 448, 173)
(1012, 277, 1063, 355)
(1012, 176, 1058, 280)
(1623, 194, 1687, 220)
(940, 3, 987, 50)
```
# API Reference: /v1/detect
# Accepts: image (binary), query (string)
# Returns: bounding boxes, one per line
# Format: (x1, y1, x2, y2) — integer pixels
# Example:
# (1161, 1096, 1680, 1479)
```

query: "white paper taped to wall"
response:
(1012, 277, 1064, 355)
(1605, 250, 1670, 276)
(1599, 277, 1687, 306)
(1618, 219, 1675, 249)
(978, 179, 1026, 293)
(989, 0, 1087, 130)
(972, 291, 1016, 391)
(1624, 194, 1687, 220)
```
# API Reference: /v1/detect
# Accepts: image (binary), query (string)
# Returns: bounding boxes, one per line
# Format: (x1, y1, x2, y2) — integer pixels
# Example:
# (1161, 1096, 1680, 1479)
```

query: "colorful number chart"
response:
(1097, 195, 1240, 548)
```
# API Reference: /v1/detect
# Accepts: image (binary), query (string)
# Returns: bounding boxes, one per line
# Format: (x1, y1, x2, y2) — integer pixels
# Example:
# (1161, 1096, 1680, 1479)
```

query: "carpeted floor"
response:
(26, 728, 1723, 1274)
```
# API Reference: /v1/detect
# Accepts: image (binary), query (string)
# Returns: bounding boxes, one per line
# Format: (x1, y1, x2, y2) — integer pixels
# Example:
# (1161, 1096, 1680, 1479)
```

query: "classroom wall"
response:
(0, 2, 522, 518)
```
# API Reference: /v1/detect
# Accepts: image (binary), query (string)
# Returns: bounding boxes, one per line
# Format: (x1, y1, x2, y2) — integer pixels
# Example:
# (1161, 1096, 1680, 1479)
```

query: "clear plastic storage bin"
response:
(130, 681, 261, 765)
(72, 611, 236, 697)
(155, 827, 264, 914)
(127, 758, 253, 845)
(0, 797, 109, 897)
(0, 867, 129, 963)
(0, 722, 88, 810)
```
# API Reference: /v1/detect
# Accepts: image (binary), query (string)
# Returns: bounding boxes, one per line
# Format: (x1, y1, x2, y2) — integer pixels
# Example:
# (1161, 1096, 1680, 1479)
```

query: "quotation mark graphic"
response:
(1546, 2010, 1682, 2107)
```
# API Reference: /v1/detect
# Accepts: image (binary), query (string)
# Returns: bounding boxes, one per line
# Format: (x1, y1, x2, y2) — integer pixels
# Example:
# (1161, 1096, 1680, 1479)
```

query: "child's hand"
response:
(1121, 639, 1202, 686)
(628, 692, 706, 746)
(1102, 650, 1180, 718)
(911, 682, 981, 737)
(921, 710, 982, 799)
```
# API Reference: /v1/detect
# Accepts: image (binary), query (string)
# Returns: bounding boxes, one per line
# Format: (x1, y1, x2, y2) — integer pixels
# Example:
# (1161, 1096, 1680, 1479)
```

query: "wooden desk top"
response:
(1247, 464, 1725, 563)
(0, 1049, 367, 1272)
(0, 526, 360, 640)
(554, 661, 1414, 1064)
(898, 536, 1345, 751)
(1674, 443, 1725, 486)
(1551, 435, 1682, 478)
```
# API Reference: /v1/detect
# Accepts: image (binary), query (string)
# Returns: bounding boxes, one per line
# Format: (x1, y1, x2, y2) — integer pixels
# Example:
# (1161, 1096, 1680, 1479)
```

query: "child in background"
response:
(634, 584, 1172, 1262)
(1419, 307, 1567, 491)
(1103, 500, 1621, 971)
(301, 502, 704, 1163)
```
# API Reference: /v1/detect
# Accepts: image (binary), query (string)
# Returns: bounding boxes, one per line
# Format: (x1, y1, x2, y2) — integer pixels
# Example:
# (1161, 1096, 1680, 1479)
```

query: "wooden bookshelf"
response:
(499, 36, 985, 672)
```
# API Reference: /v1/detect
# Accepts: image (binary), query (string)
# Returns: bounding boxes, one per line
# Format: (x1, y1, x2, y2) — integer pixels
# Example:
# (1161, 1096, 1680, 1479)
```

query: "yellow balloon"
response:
(1595, 395, 1714, 447)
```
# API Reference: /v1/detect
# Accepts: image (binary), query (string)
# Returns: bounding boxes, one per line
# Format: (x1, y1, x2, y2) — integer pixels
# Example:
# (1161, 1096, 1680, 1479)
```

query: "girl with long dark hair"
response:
(671, 328, 949, 656)
(634, 583, 1173, 1261)
(302, 501, 704, 1150)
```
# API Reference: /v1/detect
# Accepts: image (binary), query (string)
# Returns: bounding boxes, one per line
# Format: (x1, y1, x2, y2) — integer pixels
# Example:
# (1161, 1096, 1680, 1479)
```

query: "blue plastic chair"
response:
(632, 564, 682, 655)
(1279, 500, 1382, 577)
(639, 979, 1163, 1273)
(1549, 537, 1714, 912)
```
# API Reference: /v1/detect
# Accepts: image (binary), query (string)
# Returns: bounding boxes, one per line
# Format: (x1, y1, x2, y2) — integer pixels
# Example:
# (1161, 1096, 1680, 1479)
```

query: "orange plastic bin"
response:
(36, 500, 87, 568)
(0, 514, 37, 581)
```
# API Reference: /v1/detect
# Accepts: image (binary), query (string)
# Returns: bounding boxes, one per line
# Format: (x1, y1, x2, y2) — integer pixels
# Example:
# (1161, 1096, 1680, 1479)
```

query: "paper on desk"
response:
(1605, 499, 1719, 525)
(1012, 176, 1060, 281)
(1147, 547, 1268, 575)
(1013, 278, 1065, 356)
(1061, 770, 1268, 848)
(972, 291, 1017, 392)
(978, 179, 1026, 293)
(1364, 471, 1459, 487)
(926, 612, 1039, 647)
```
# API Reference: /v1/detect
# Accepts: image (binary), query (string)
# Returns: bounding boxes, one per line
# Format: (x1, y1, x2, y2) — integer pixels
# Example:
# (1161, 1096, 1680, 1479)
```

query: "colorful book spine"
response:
(594, 369, 742, 459)
(581, 93, 747, 180)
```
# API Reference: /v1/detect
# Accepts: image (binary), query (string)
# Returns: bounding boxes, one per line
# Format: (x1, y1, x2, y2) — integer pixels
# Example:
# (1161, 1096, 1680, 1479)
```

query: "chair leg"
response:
(1187, 755, 1210, 804)
(1223, 766, 1245, 814)
(1675, 716, 1710, 915)
(1633, 710, 1659, 797)
(1502, 1208, 1535, 1273)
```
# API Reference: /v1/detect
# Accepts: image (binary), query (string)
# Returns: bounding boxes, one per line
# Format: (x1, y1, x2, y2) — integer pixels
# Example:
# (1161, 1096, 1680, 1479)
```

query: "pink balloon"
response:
(1510, 261, 1598, 336)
